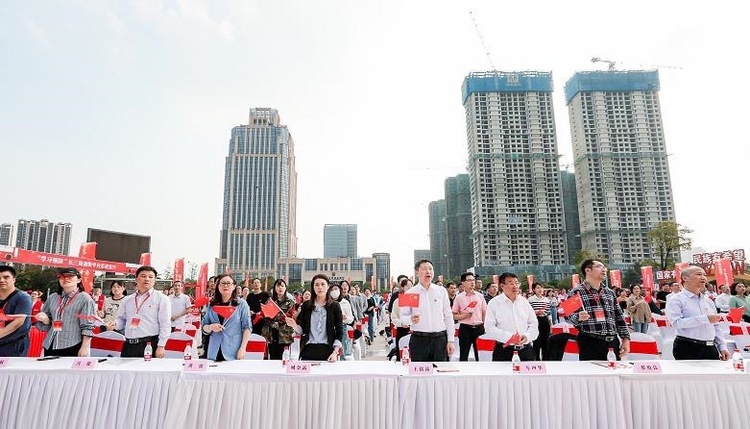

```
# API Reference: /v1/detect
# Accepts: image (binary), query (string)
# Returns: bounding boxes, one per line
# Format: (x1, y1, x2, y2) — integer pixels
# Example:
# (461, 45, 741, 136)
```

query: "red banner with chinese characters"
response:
(173, 258, 184, 283)
(78, 242, 97, 259)
(0, 246, 137, 274)
(572, 274, 581, 288)
(641, 266, 654, 303)
(527, 274, 534, 294)
(80, 269, 94, 293)
(609, 270, 622, 289)
(196, 263, 208, 298)
(674, 262, 689, 285)
(139, 252, 151, 266)
(714, 258, 734, 287)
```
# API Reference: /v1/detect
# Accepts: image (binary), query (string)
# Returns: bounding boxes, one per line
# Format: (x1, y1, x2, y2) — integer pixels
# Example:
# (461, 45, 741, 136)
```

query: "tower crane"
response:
(591, 57, 617, 71)
(470, 11, 496, 71)
(591, 57, 683, 71)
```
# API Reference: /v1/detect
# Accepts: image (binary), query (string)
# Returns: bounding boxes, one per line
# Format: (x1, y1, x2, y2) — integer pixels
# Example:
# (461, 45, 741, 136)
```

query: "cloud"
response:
(21, 16, 52, 48)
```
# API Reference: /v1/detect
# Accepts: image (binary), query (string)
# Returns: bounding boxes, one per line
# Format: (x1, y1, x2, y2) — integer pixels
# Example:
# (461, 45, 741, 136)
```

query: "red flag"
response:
(715, 258, 734, 287)
(399, 293, 420, 308)
(527, 274, 534, 294)
(213, 305, 236, 320)
(572, 274, 581, 287)
(80, 269, 94, 293)
(729, 307, 744, 323)
(261, 300, 283, 319)
(503, 332, 522, 347)
(196, 263, 208, 298)
(674, 262, 689, 284)
(139, 252, 151, 266)
(78, 242, 97, 259)
(559, 294, 583, 315)
(644, 288, 653, 303)
(609, 270, 622, 289)
(466, 300, 478, 309)
(194, 296, 209, 307)
(173, 258, 185, 282)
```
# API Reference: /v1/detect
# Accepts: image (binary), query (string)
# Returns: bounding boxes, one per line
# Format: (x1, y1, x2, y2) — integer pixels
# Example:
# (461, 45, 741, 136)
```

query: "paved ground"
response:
(362, 323, 392, 361)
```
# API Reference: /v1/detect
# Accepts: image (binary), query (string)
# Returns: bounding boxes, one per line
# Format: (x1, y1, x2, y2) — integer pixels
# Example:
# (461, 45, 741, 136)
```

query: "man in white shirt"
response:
(169, 280, 193, 330)
(400, 259, 455, 361)
(714, 285, 731, 313)
(116, 266, 172, 358)
(484, 272, 539, 361)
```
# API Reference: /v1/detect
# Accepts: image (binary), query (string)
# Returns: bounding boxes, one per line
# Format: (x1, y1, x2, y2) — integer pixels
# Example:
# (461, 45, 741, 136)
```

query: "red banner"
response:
(196, 263, 208, 298)
(527, 274, 534, 294)
(0, 246, 137, 274)
(78, 242, 97, 259)
(80, 269, 94, 293)
(641, 266, 654, 302)
(139, 252, 151, 266)
(674, 262, 689, 284)
(715, 258, 734, 287)
(173, 258, 184, 283)
(609, 270, 622, 289)
(572, 274, 581, 288)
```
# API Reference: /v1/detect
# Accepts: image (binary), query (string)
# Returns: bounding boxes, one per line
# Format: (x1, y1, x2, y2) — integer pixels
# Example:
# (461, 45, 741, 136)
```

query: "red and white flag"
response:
(173, 258, 185, 283)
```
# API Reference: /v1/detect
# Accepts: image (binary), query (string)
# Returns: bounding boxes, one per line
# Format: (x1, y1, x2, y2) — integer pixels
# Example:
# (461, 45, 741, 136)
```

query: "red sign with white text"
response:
(714, 258, 734, 287)
(641, 266, 654, 302)
(78, 242, 97, 259)
(0, 246, 137, 274)
(139, 252, 151, 266)
(609, 270, 622, 289)
(196, 263, 208, 298)
(173, 258, 185, 283)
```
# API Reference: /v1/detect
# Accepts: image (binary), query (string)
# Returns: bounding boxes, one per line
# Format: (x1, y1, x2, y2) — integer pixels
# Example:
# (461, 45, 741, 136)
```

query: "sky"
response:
(1, 0, 747, 278)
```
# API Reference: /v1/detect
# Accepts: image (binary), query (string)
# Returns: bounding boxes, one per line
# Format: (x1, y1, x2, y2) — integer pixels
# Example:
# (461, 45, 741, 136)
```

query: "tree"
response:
(572, 249, 608, 274)
(649, 221, 693, 271)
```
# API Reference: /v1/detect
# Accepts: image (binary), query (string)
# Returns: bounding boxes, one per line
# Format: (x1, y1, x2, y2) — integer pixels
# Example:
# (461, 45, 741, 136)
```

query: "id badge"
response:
(594, 308, 606, 322)
(130, 317, 141, 328)
(53, 320, 63, 331)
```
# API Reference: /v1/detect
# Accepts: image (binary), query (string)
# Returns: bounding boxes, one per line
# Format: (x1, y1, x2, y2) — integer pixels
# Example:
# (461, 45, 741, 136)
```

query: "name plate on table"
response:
(71, 358, 98, 370)
(633, 361, 662, 373)
(184, 359, 209, 372)
(520, 363, 547, 374)
(408, 362, 433, 375)
(286, 362, 311, 374)
(0, 357, 9, 368)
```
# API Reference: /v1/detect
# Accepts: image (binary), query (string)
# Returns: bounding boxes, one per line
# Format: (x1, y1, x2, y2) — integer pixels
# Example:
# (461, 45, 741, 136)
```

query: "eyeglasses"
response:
(463, 278, 475, 283)
(219, 281, 236, 286)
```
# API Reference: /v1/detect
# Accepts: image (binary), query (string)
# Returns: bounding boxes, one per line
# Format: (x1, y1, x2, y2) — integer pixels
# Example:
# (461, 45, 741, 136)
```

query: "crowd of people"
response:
(0, 260, 745, 363)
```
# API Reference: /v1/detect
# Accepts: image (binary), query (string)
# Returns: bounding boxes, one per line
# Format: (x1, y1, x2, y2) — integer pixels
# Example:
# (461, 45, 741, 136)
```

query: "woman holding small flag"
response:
(202, 274, 251, 361)
(262, 278, 296, 360)
(286, 274, 343, 362)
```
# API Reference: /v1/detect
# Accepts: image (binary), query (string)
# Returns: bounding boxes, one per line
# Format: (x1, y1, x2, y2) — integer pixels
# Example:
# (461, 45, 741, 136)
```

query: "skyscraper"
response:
(428, 200, 447, 277)
(0, 223, 13, 247)
(560, 170, 582, 264)
(15, 219, 72, 255)
(565, 70, 676, 266)
(216, 108, 298, 278)
(462, 71, 568, 271)
(445, 174, 474, 278)
(323, 224, 357, 258)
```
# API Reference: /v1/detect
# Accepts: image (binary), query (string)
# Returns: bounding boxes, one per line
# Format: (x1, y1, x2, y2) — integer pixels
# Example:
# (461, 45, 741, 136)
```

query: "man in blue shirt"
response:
(666, 266, 730, 360)
(0, 266, 33, 357)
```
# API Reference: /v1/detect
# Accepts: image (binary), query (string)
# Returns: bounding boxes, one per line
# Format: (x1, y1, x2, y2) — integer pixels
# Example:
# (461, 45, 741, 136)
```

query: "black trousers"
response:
(492, 343, 535, 361)
(409, 331, 448, 362)
(268, 342, 292, 360)
(300, 343, 333, 361)
(0, 338, 29, 357)
(534, 316, 551, 361)
(44, 342, 82, 357)
(673, 337, 720, 360)
(576, 333, 621, 361)
(458, 324, 485, 361)
(120, 336, 160, 358)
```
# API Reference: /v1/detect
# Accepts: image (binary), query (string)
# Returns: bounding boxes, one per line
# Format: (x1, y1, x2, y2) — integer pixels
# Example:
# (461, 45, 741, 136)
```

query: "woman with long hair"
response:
(626, 285, 652, 334)
(285, 274, 343, 361)
(262, 278, 296, 360)
(729, 282, 750, 323)
(201, 274, 252, 361)
(330, 282, 354, 359)
(527, 282, 551, 360)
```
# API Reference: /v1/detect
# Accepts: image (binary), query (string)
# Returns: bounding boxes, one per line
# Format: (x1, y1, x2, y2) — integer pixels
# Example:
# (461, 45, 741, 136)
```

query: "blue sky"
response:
(1, 0, 747, 277)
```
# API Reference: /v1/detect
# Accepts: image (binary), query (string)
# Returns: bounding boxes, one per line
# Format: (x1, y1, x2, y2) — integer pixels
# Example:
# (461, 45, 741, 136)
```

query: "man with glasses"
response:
(484, 273, 538, 361)
(116, 266, 172, 358)
(452, 272, 487, 361)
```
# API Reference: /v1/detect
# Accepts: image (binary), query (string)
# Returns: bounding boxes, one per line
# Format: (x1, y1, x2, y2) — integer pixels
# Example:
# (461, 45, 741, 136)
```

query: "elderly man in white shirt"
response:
(484, 272, 539, 361)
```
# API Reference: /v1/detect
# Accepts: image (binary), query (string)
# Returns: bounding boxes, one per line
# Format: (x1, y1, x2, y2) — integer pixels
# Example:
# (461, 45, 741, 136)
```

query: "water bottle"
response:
(733, 350, 745, 372)
(607, 347, 617, 369)
(401, 345, 411, 365)
(511, 351, 521, 373)
(144, 342, 153, 362)
(282, 346, 290, 367)
(184, 344, 193, 362)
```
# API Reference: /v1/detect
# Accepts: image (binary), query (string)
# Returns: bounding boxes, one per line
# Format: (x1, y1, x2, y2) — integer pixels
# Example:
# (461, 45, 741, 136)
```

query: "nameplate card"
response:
(183, 359, 209, 372)
(633, 361, 662, 373)
(71, 358, 98, 370)
(286, 362, 312, 374)
(519, 362, 547, 374)
(408, 362, 433, 376)
(0, 357, 9, 368)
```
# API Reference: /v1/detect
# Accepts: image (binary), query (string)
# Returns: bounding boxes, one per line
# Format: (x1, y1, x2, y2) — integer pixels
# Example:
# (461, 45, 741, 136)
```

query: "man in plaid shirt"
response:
(567, 259, 630, 360)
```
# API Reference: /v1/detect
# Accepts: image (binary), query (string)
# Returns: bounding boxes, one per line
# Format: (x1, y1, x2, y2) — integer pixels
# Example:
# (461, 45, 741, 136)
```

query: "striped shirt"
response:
(37, 290, 95, 350)
(527, 295, 551, 317)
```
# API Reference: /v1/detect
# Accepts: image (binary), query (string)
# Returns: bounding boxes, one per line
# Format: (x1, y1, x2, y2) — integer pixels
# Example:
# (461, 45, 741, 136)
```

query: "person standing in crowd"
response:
(35, 268, 95, 357)
(388, 277, 414, 359)
(169, 280, 193, 331)
(262, 278, 296, 360)
(667, 282, 682, 301)
(626, 285, 652, 334)
(295, 290, 312, 315)
(728, 282, 750, 322)
(546, 289, 559, 325)
(246, 278, 270, 335)
(202, 274, 251, 361)
(102, 281, 126, 331)
(0, 266, 33, 357)
(206, 276, 217, 298)
(91, 284, 106, 318)
(286, 274, 343, 362)
(655, 283, 670, 310)
(446, 282, 458, 308)
(330, 282, 354, 359)
(452, 272, 487, 361)
(484, 273, 538, 361)
(115, 266, 171, 358)
(714, 284, 731, 314)
(363, 289, 377, 344)
(484, 282, 499, 304)
(567, 259, 630, 361)
(30, 290, 44, 318)
(399, 260, 454, 362)
(527, 282, 551, 360)
(666, 266, 730, 360)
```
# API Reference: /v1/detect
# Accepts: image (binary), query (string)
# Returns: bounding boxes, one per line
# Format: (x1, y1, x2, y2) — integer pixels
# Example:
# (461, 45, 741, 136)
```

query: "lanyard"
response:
(584, 284, 604, 307)
(57, 291, 80, 319)
(133, 291, 152, 314)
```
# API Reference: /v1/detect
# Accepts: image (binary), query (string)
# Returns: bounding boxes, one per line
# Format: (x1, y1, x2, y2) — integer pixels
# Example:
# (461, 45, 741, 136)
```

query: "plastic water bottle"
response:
(401, 346, 411, 365)
(733, 351, 744, 372)
(511, 351, 521, 373)
(184, 344, 193, 362)
(607, 347, 617, 369)
(144, 342, 153, 362)
(282, 346, 290, 367)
